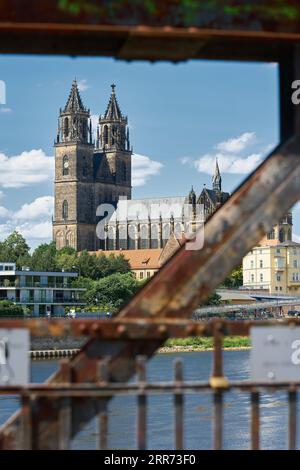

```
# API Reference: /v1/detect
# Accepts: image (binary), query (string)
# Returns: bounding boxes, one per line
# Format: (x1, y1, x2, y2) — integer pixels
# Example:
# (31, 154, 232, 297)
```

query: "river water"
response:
(0, 350, 298, 450)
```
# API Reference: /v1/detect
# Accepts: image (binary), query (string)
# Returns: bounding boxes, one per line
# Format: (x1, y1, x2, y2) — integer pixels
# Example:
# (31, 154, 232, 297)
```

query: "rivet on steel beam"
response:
(185, 324, 195, 335)
(79, 323, 88, 334)
(92, 323, 101, 334)
(158, 325, 167, 336)
(117, 324, 127, 336)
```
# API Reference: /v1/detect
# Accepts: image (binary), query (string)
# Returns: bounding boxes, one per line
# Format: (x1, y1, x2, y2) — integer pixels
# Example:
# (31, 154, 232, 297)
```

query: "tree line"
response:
(0, 231, 242, 315)
(0, 231, 142, 313)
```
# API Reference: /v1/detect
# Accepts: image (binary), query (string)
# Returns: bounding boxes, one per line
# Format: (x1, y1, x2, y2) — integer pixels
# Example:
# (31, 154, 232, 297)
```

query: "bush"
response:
(0, 300, 24, 317)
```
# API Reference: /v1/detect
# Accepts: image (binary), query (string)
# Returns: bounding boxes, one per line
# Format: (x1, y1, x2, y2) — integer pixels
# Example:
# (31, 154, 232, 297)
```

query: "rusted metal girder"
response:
(0, 317, 300, 340)
(2, 132, 300, 449)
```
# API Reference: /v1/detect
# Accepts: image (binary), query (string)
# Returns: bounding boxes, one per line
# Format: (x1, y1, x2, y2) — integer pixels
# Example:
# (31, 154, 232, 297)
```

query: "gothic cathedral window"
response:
(63, 155, 69, 176)
(62, 200, 68, 220)
(64, 117, 69, 138)
(104, 125, 108, 145)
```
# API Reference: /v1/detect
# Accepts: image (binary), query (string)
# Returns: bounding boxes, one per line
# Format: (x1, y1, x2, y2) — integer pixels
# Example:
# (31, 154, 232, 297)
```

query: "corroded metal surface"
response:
(0, 317, 300, 339)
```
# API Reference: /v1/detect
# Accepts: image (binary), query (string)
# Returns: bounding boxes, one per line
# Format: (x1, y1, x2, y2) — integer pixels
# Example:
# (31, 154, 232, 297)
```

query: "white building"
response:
(0, 262, 86, 316)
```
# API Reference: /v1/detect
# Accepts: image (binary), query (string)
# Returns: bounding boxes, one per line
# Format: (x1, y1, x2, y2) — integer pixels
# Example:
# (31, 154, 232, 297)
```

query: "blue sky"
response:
(0, 54, 291, 248)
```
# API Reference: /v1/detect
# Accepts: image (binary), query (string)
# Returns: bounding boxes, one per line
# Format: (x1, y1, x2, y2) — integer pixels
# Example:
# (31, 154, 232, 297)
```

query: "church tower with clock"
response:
(53, 80, 132, 251)
(52, 79, 96, 251)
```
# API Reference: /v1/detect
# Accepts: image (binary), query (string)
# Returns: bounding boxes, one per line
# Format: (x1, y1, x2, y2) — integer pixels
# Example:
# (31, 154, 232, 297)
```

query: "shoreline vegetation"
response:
(159, 336, 251, 353)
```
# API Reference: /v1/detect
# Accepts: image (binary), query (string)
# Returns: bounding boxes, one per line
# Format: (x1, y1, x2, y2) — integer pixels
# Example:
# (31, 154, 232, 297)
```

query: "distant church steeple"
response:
(96, 84, 130, 151)
(56, 79, 92, 145)
(212, 158, 221, 192)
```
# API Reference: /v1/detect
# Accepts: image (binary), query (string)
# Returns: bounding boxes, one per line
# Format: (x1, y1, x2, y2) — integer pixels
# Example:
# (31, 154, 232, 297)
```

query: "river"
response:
(0, 350, 298, 449)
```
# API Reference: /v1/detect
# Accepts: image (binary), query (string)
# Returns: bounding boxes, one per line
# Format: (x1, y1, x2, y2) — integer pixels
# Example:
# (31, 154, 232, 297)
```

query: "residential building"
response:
(242, 241, 300, 294)
(0, 262, 86, 316)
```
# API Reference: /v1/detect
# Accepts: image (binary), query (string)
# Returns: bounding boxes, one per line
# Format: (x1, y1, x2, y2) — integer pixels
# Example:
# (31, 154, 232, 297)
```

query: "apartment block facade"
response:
(243, 242, 300, 294)
(0, 262, 86, 316)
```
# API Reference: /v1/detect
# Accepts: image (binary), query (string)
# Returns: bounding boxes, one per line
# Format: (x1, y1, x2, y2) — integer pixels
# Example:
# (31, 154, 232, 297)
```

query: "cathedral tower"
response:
(53, 79, 95, 251)
(95, 84, 131, 199)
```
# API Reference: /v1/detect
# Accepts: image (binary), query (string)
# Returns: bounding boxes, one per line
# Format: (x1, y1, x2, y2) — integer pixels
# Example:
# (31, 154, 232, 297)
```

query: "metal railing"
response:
(0, 317, 300, 449)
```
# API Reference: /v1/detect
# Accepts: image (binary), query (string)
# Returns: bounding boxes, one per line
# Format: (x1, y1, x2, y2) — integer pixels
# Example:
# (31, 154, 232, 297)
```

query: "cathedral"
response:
(53, 81, 293, 252)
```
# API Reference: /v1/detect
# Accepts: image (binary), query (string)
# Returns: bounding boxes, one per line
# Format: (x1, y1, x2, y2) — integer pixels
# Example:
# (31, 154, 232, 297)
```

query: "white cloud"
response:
(216, 132, 256, 154)
(15, 196, 54, 220)
(293, 233, 300, 243)
(180, 156, 192, 165)
(194, 152, 263, 175)
(0, 107, 12, 113)
(0, 149, 54, 188)
(77, 79, 90, 92)
(0, 196, 54, 245)
(181, 132, 272, 176)
(16, 221, 52, 240)
(132, 153, 164, 187)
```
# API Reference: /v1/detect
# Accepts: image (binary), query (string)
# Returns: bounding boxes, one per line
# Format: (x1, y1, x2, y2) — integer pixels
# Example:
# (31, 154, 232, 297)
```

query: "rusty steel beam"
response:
(2, 380, 300, 396)
(0, 22, 300, 61)
(0, 317, 300, 340)
(2, 133, 300, 449)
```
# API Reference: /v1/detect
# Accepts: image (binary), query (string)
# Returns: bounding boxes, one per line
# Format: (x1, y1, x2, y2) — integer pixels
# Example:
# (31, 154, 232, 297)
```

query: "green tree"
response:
(56, 246, 77, 272)
(30, 242, 59, 272)
(0, 300, 24, 317)
(86, 272, 139, 309)
(201, 291, 222, 306)
(0, 231, 30, 265)
(222, 265, 243, 288)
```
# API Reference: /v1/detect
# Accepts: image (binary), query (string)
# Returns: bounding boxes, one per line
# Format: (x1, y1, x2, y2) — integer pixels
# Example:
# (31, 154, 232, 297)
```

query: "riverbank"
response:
(159, 336, 251, 353)
(29, 336, 251, 358)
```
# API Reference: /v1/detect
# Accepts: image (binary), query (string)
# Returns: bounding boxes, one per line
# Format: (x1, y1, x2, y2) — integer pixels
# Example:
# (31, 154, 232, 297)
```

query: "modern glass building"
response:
(0, 262, 86, 316)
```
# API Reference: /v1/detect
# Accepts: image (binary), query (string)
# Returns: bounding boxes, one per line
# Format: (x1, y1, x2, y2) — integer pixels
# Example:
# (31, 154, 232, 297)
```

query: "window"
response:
(293, 273, 299, 281)
(276, 274, 281, 281)
(128, 225, 136, 250)
(259, 260, 263, 268)
(251, 274, 254, 282)
(140, 225, 148, 249)
(103, 125, 108, 145)
(151, 225, 158, 249)
(267, 229, 275, 240)
(118, 225, 127, 250)
(107, 227, 115, 250)
(64, 117, 69, 137)
(293, 248, 297, 255)
(162, 224, 170, 248)
(62, 200, 68, 219)
(294, 260, 298, 268)
(139, 272, 144, 279)
(63, 155, 69, 176)
(147, 272, 151, 278)
(275, 286, 278, 291)
(250, 260, 254, 268)
(260, 273, 263, 282)
(276, 249, 281, 254)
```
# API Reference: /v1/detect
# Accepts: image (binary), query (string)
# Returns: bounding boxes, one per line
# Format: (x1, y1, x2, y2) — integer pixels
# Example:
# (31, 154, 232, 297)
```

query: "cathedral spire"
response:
(104, 83, 123, 120)
(212, 158, 221, 192)
(57, 80, 91, 145)
(97, 84, 129, 151)
(64, 79, 87, 113)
